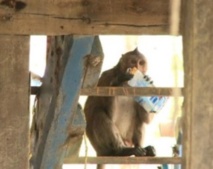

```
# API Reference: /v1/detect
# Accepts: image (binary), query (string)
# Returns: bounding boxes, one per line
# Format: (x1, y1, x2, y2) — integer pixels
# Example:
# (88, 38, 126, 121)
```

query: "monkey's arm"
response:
(110, 72, 133, 86)
(98, 69, 133, 86)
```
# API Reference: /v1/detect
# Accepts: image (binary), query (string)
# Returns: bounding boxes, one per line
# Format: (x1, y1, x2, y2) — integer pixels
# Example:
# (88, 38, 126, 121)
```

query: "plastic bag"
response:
(127, 68, 168, 113)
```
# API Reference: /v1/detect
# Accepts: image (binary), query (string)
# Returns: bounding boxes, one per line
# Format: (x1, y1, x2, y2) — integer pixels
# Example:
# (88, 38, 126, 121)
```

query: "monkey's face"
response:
(134, 56, 147, 74)
(120, 48, 147, 74)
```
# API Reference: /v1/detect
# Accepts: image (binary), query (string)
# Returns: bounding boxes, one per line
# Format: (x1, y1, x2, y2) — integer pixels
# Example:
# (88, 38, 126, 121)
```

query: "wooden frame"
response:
(0, 35, 29, 169)
(182, 0, 213, 169)
(0, 0, 169, 35)
(64, 157, 182, 165)
(1, 0, 213, 169)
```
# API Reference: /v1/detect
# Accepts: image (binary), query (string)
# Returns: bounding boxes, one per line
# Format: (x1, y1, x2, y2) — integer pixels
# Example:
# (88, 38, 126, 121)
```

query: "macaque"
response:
(84, 48, 155, 168)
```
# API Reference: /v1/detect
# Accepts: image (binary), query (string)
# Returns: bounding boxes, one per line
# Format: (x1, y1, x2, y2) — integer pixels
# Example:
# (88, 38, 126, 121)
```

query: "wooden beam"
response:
(182, 0, 213, 169)
(32, 36, 104, 168)
(0, 35, 29, 169)
(64, 157, 182, 165)
(32, 36, 73, 169)
(31, 87, 183, 96)
(82, 36, 104, 88)
(33, 36, 105, 169)
(81, 87, 183, 96)
(0, 0, 169, 35)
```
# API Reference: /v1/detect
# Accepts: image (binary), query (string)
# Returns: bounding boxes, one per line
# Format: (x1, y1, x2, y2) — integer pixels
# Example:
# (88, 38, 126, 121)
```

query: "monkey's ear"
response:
(121, 54, 126, 59)
(133, 47, 139, 53)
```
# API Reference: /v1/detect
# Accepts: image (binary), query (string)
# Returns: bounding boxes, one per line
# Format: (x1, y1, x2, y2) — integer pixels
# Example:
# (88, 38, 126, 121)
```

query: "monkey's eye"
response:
(139, 60, 145, 65)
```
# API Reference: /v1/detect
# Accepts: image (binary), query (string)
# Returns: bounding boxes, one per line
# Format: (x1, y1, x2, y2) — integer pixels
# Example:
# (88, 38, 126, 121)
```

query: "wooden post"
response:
(0, 35, 29, 169)
(182, 0, 213, 169)
(32, 36, 105, 169)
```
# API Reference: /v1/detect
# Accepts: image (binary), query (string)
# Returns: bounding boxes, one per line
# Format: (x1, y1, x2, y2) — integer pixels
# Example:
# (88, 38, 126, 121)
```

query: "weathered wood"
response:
(64, 157, 182, 164)
(31, 36, 73, 169)
(33, 36, 100, 169)
(182, 0, 213, 169)
(81, 87, 183, 96)
(31, 87, 183, 96)
(0, 35, 29, 169)
(0, 0, 169, 35)
(31, 35, 104, 168)
(63, 104, 86, 158)
(82, 36, 104, 88)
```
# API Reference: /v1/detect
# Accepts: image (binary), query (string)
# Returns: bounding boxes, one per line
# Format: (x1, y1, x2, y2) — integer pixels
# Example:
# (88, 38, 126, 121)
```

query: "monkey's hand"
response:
(111, 72, 133, 86)
(118, 72, 134, 82)
(144, 145, 156, 156)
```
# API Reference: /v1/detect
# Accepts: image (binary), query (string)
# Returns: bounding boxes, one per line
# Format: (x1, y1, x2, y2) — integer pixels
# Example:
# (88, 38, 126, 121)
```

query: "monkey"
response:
(84, 48, 156, 168)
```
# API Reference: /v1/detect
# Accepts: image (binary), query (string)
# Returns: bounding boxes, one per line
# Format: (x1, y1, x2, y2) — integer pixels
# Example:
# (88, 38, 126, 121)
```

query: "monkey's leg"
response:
(87, 109, 148, 157)
(86, 110, 126, 156)
(132, 106, 156, 156)
(132, 125, 155, 156)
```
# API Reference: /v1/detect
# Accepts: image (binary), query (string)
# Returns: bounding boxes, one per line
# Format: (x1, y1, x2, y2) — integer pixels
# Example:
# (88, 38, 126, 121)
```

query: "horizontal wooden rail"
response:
(31, 86, 183, 96)
(0, 0, 169, 35)
(80, 87, 183, 96)
(64, 157, 182, 165)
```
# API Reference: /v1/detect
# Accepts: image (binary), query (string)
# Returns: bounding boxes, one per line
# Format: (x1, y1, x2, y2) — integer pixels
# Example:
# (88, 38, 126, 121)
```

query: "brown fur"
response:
(84, 49, 155, 169)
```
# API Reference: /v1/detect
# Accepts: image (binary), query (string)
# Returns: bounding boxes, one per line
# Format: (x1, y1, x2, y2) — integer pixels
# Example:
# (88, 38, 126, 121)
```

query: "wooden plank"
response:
(0, 0, 169, 35)
(31, 35, 104, 167)
(63, 104, 86, 158)
(64, 157, 182, 164)
(31, 86, 183, 96)
(31, 36, 73, 168)
(34, 36, 96, 169)
(32, 86, 183, 96)
(82, 36, 104, 88)
(80, 87, 183, 96)
(0, 35, 29, 169)
(182, 0, 213, 169)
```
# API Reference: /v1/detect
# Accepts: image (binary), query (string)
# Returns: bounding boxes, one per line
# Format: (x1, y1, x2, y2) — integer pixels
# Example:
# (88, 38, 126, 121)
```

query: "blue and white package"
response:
(127, 69, 168, 113)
